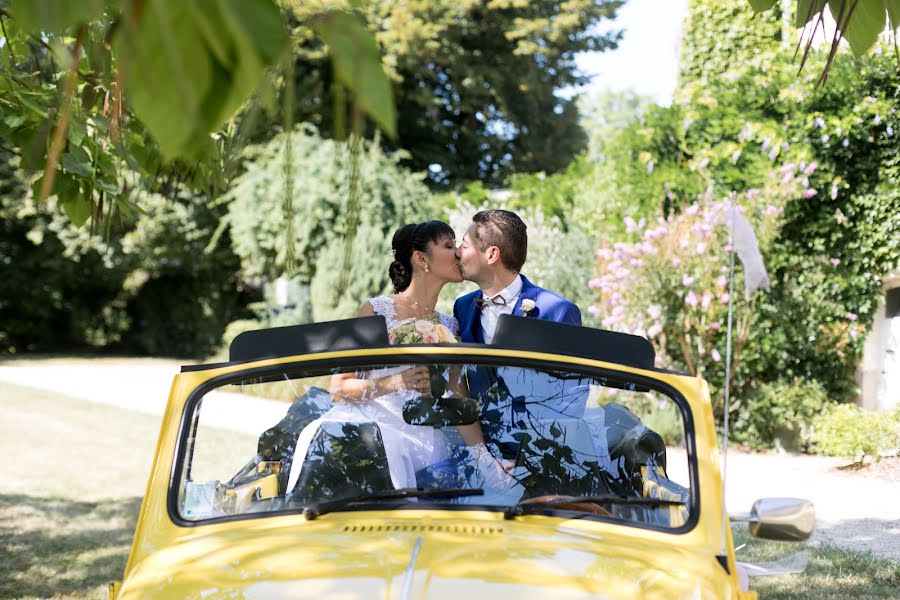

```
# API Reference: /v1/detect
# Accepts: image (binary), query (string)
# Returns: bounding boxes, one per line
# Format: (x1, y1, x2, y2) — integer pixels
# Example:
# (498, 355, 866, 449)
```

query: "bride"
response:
(285, 220, 495, 493)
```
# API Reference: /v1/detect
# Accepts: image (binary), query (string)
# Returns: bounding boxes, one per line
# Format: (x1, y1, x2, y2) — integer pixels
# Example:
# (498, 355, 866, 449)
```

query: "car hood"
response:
(118, 515, 735, 600)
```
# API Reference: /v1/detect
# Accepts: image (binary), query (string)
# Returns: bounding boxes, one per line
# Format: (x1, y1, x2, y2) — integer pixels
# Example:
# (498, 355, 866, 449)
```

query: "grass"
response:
(0, 382, 159, 600)
(734, 527, 900, 599)
(1, 380, 899, 599)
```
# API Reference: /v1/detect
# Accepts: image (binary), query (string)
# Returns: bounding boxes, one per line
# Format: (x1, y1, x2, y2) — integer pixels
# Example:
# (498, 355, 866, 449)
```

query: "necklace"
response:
(401, 292, 434, 314)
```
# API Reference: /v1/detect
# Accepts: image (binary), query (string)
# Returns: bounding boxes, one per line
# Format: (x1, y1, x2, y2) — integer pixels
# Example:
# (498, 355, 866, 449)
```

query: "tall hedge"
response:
(226, 126, 431, 322)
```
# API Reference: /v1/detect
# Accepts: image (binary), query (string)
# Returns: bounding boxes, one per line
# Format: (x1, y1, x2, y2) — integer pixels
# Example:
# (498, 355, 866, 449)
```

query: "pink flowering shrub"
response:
(589, 164, 811, 411)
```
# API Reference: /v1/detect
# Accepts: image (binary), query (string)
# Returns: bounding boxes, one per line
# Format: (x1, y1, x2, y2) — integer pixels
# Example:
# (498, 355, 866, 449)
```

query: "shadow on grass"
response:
(0, 494, 142, 600)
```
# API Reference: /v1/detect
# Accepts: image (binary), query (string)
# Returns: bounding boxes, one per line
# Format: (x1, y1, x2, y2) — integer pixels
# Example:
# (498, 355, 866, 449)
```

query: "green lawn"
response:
(733, 528, 900, 599)
(1, 381, 898, 599)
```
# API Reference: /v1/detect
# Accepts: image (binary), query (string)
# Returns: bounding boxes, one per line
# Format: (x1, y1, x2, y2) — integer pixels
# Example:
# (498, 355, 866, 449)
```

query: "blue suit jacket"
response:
(453, 275, 582, 344)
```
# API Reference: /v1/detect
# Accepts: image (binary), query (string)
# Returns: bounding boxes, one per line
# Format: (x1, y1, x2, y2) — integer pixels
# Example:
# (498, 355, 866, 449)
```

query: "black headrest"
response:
(492, 314, 655, 370)
(229, 315, 389, 362)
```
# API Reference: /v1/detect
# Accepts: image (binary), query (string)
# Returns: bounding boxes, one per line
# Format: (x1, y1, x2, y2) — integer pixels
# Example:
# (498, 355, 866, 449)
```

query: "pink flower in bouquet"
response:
(710, 321, 721, 330)
(720, 293, 730, 304)
(685, 291, 699, 307)
(423, 333, 438, 343)
(415, 320, 434, 334)
(716, 275, 727, 289)
(682, 275, 695, 287)
(701, 291, 713, 309)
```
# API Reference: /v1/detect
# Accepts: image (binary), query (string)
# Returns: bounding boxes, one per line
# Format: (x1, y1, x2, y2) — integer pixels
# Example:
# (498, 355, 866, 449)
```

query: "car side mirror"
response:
(731, 497, 815, 542)
(402, 395, 480, 428)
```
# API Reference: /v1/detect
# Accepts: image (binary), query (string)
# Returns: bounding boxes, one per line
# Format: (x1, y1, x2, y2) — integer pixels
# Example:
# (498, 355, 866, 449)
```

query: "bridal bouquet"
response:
(389, 318, 457, 345)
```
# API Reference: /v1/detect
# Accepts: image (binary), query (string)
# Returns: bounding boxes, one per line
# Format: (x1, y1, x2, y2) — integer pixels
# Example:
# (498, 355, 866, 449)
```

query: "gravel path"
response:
(2, 359, 898, 561)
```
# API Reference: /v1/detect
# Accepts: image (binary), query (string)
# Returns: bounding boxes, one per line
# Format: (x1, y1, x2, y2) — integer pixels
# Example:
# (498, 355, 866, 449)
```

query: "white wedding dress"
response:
(285, 297, 461, 493)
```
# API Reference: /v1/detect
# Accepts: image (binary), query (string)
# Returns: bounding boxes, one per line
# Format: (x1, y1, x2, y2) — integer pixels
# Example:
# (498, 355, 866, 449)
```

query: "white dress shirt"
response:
(480, 275, 523, 344)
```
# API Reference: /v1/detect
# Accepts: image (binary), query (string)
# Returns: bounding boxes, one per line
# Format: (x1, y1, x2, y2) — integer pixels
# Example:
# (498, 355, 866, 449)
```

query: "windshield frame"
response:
(167, 347, 701, 534)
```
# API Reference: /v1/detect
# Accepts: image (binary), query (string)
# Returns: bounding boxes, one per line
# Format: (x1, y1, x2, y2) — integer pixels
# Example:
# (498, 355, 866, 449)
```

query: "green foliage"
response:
(681, 0, 783, 87)
(288, 0, 624, 188)
(582, 0, 899, 419)
(731, 378, 830, 450)
(810, 403, 900, 461)
(748, 0, 900, 57)
(312, 9, 395, 139)
(114, 0, 286, 158)
(116, 188, 254, 357)
(1, 0, 395, 229)
(310, 223, 395, 321)
(227, 126, 429, 309)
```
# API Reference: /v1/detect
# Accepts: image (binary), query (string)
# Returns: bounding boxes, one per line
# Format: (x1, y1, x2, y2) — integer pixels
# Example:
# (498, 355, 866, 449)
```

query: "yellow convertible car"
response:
(110, 315, 813, 599)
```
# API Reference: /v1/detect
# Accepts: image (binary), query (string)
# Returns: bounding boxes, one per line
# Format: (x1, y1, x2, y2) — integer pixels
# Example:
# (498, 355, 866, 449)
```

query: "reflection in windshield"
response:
(178, 361, 690, 528)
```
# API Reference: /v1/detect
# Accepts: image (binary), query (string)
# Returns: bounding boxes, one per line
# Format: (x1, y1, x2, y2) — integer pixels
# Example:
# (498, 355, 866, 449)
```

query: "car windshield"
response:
(176, 356, 693, 529)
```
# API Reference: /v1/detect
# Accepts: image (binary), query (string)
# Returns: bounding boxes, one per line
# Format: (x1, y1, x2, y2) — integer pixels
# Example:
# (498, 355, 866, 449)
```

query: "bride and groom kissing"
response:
(363, 208, 582, 344)
(285, 209, 582, 494)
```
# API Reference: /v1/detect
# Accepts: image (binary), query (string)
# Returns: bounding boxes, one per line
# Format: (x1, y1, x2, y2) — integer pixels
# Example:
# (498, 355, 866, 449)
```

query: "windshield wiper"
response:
(301, 487, 485, 520)
(504, 495, 685, 519)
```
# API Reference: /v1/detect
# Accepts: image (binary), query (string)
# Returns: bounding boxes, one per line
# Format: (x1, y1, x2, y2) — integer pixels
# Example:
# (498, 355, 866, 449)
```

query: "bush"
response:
(810, 403, 900, 462)
(731, 379, 829, 451)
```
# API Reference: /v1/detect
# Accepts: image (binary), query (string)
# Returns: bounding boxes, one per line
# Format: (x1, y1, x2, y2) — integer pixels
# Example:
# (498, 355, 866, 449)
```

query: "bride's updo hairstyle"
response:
(389, 220, 455, 293)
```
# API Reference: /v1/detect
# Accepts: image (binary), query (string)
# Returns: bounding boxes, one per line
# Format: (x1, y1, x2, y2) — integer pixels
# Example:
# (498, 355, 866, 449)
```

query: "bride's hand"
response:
(392, 365, 432, 394)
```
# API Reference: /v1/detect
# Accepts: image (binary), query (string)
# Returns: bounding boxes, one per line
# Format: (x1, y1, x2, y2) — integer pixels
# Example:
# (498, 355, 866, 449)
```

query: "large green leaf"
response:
(886, 0, 900, 28)
(118, 0, 285, 159)
(747, 0, 778, 12)
(838, 0, 888, 56)
(9, 0, 115, 33)
(117, 0, 213, 158)
(314, 10, 397, 139)
(795, 0, 827, 27)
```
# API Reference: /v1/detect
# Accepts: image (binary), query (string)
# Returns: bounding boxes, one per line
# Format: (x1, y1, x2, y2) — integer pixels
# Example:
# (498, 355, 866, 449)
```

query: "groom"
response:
(454, 209, 581, 343)
(453, 210, 585, 468)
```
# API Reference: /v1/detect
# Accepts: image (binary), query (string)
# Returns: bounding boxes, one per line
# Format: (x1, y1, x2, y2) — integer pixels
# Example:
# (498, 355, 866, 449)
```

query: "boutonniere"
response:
(521, 299, 537, 317)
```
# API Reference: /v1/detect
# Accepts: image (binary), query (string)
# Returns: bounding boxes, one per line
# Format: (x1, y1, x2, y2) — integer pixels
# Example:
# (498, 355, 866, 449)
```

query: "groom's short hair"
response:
(472, 209, 527, 272)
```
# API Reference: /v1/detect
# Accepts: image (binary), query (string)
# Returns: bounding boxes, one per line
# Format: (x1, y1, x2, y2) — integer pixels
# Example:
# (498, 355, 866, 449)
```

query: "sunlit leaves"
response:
(116, 0, 287, 159)
(8, 0, 116, 33)
(836, 0, 889, 56)
(312, 10, 396, 139)
(747, 0, 777, 11)
(749, 0, 900, 75)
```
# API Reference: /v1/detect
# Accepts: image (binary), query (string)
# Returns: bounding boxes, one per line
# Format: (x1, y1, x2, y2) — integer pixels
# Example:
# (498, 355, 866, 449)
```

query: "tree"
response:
(0, 0, 396, 228)
(284, 0, 625, 188)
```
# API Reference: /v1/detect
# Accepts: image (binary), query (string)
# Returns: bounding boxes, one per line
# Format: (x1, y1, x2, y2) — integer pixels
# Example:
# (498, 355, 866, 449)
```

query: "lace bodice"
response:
(368, 296, 460, 339)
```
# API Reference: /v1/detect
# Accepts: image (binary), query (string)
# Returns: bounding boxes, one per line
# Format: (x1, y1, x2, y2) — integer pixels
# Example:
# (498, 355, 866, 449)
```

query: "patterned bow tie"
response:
(475, 295, 507, 310)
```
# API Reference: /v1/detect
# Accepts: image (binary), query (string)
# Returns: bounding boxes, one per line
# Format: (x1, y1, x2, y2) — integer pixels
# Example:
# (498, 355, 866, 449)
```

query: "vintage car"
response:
(110, 315, 814, 599)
